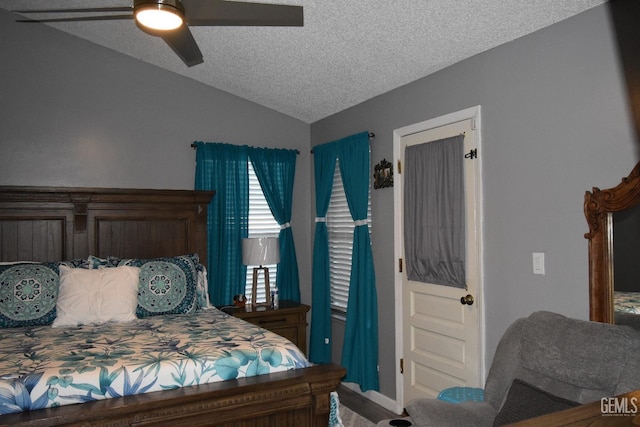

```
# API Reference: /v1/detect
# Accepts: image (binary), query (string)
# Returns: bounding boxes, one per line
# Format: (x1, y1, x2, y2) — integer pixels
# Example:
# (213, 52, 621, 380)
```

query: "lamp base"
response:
(251, 266, 272, 307)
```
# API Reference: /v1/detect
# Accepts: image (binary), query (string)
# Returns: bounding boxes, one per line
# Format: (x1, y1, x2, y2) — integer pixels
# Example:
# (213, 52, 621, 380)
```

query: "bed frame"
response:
(0, 186, 345, 427)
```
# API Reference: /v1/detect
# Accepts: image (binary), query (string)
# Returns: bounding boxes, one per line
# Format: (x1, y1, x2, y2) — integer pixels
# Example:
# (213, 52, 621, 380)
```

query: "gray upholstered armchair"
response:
(392, 311, 640, 427)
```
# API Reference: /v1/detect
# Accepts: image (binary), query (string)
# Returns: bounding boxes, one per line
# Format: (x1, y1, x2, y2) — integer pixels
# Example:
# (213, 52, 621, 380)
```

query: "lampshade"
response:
(242, 237, 280, 266)
(134, 0, 184, 31)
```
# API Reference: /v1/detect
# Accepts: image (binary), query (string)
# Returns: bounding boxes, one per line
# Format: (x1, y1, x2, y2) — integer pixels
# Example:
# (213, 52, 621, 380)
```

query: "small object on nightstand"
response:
(271, 285, 279, 309)
(233, 294, 247, 308)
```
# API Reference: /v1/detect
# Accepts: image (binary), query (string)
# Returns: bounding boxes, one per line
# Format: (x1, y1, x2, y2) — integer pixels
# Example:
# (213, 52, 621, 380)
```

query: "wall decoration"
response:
(373, 159, 393, 189)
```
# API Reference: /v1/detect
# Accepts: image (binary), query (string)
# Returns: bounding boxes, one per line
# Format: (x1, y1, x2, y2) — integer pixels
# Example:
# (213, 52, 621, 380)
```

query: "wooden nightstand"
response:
(221, 300, 310, 356)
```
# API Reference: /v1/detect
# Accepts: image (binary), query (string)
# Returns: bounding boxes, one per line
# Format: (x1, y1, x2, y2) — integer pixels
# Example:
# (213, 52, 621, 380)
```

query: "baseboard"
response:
(341, 382, 403, 414)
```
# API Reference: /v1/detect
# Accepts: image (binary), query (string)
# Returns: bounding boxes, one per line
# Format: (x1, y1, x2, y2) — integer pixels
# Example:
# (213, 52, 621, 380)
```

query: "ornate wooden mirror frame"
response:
(584, 161, 640, 323)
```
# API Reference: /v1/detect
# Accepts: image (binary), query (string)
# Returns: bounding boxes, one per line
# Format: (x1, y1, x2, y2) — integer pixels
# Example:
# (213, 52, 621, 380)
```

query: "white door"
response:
(393, 107, 483, 407)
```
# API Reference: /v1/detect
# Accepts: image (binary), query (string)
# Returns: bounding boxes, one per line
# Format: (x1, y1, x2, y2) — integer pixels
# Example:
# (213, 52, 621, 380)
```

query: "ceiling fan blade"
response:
(13, 7, 132, 14)
(16, 14, 134, 23)
(157, 26, 204, 67)
(182, 0, 303, 27)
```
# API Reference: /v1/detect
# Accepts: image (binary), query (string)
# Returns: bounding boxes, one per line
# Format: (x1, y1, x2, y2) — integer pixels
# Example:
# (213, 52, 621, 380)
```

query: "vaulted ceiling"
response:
(1, 0, 607, 123)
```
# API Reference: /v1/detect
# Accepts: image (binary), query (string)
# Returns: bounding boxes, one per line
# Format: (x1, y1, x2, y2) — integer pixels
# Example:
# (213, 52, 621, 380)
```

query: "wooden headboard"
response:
(0, 186, 215, 265)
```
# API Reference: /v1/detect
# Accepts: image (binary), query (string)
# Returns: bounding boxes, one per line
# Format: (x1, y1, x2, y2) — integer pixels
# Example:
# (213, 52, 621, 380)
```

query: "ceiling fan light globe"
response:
(135, 5, 183, 31)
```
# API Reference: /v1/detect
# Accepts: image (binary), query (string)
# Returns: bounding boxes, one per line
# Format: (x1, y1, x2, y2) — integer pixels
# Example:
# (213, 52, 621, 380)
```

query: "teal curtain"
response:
(194, 142, 249, 306)
(337, 133, 379, 392)
(309, 143, 337, 364)
(248, 147, 300, 302)
(310, 132, 379, 392)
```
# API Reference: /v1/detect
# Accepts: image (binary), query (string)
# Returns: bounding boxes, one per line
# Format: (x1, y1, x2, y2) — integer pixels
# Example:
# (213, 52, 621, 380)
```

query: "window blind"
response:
(327, 159, 371, 312)
(246, 162, 279, 303)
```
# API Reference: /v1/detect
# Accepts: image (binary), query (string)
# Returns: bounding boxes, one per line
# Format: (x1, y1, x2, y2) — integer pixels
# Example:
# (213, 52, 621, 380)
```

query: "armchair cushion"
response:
(492, 378, 579, 426)
(405, 399, 497, 427)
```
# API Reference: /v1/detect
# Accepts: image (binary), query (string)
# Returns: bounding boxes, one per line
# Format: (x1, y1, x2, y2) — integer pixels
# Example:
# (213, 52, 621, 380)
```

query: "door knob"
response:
(460, 294, 474, 305)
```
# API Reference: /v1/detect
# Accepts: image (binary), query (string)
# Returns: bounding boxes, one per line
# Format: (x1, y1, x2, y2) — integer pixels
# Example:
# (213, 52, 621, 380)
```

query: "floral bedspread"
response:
(0, 308, 310, 415)
(614, 291, 640, 314)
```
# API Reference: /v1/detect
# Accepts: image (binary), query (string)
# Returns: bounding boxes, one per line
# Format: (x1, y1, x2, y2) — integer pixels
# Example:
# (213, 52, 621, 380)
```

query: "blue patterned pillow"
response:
(87, 255, 121, 269)
(119, 254, 199, 317)
(0, 262, 60, 328)
(60, 258, 91, 269)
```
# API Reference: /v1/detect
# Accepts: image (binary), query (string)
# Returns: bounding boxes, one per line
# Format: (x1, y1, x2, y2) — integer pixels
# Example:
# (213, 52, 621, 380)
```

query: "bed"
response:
(613, 291, 640, 330)
(614, 291, 640, 315)
(0, 186, 345, 427)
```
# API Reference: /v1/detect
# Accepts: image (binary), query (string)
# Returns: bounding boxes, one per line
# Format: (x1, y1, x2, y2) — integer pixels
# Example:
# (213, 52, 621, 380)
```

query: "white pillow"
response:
(52, 265, 140, 328)
(196, 265, 210, 309)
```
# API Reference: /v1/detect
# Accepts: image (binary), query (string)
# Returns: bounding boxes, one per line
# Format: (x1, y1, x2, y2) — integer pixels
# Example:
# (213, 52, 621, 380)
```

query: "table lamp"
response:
(242, 237, 280, 307)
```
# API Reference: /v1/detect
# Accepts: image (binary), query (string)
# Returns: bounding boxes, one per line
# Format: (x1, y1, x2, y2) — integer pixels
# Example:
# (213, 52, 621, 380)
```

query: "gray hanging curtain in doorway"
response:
(404, 134, 465, 288)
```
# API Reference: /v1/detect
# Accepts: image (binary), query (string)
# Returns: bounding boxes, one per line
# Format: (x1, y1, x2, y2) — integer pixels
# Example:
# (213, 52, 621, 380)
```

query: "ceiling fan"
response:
(13, 0, 304, 67)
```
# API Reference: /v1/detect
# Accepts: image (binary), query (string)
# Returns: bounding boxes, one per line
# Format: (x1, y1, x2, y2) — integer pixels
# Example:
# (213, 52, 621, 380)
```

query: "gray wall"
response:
(0, 8, 313, 303)
(311, 3, 638, 399)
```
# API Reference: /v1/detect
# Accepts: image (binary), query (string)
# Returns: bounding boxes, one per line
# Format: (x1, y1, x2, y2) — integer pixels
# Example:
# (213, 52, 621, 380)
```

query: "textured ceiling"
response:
(2, 0, 607, 123)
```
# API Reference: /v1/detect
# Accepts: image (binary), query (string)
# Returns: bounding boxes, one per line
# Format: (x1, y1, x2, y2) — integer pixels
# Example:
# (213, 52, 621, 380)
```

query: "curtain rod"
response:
(190, 142, 300, 154)
(190, 133, 375, 152)
(310, 132, 375, 154)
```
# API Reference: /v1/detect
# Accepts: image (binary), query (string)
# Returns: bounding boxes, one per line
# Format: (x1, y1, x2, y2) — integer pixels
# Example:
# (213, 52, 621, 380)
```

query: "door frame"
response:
(393, 106, 485, 411)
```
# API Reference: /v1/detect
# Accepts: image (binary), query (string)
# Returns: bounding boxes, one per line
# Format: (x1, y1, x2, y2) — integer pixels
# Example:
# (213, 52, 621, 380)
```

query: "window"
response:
(327, 159, 371, 312)
(245, 162, 280, 303)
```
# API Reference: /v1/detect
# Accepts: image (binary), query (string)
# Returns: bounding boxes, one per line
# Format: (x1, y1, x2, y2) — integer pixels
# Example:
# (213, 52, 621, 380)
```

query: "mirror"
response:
(585, 161, 640, 325)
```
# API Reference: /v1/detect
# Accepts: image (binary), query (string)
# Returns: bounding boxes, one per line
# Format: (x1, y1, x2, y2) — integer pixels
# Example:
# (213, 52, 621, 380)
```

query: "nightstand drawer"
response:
(248, 313, 301, 329)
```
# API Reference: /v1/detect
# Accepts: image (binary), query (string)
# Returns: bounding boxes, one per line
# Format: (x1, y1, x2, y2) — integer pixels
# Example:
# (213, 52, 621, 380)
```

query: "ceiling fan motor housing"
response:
(134, 0, 186, 13)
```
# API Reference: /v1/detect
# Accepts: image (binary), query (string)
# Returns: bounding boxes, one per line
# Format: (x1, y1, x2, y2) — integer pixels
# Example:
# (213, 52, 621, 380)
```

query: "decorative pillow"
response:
(118, 254, 199, 317)
(492, 378, 579, 426)
(87, 255, 121, 269)
(196, 263, 211, 309)
(52, 265, 140, 328)
(2, 258, 91, 268)
(0, 262, 60, 328)
(60, 258, 92, 269)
